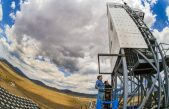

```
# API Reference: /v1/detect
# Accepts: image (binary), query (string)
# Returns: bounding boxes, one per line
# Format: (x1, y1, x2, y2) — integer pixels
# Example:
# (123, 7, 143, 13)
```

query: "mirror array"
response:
(0, 87, 40, 109)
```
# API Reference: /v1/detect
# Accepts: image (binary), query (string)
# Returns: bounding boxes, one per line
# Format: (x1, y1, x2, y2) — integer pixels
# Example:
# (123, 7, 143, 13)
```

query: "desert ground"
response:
(0, 61, 94, 109)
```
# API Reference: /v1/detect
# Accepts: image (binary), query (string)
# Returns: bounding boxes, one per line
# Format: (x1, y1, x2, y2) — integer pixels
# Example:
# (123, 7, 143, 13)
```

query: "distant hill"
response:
(0, 58, 96, 98)
(0, 58, 94, 109)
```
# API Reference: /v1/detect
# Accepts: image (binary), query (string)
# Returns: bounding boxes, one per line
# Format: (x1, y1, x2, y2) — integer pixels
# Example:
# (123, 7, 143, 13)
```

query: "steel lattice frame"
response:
(98, 3, 169, 109)
(116, 4, 169, 109)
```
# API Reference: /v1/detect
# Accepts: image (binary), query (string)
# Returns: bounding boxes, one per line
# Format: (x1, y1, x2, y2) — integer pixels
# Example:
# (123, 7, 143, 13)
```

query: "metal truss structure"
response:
(98, 3, 169, 109)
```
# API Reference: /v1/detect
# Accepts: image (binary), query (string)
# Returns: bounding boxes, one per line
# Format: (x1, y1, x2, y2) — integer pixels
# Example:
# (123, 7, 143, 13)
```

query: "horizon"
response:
(0, 0, 169, 94)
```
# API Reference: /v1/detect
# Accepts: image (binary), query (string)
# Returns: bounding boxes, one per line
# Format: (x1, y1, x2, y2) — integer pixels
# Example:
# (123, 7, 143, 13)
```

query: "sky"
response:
(0, 0, 168, 94)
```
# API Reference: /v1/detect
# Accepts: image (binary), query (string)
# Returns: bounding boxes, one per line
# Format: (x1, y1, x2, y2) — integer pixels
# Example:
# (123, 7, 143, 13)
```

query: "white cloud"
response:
(4, 21, 102, 94)
(142, 1, 157, 28)
(153, 27, 169, 43)
(0, 27, 3, 33)
(153, 27, 169, 55)
(147, 0, 157, 5)
(166, 6, 169, 21)
(11, 1, 16, 9)
(13, 0, 108, 72)
(0, 3, 2, 21)
(2, 0, 157, 93)
(9, 12, 15, 20)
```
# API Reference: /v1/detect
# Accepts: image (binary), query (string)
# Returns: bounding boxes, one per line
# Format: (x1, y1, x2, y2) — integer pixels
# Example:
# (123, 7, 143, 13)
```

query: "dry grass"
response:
(0, 61, 94, 109)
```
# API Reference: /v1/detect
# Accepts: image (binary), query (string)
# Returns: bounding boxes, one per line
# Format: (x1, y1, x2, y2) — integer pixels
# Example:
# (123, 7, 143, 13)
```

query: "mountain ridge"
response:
(0, 58, 96, 98)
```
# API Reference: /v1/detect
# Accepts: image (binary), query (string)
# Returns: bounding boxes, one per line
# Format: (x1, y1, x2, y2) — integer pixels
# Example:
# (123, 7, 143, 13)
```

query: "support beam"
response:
(121, 49, 128, 109)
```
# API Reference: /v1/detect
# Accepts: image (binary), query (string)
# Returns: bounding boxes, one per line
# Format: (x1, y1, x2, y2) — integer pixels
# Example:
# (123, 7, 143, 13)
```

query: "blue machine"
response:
(96, 90, 118, 109)
(96, 98, 118, 109)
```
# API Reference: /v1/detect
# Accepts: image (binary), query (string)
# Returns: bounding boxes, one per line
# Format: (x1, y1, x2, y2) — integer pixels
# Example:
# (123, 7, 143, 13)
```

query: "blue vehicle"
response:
(96, 89, 118, 109)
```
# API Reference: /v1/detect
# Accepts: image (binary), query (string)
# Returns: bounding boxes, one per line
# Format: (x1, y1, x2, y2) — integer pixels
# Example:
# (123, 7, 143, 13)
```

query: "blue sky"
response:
(1, 0, 168, 32)
(151, 0, 169, 31)
(0, 0, 169, 93)
(0, 0, 21, 41)
(1, 0, 20, 27)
